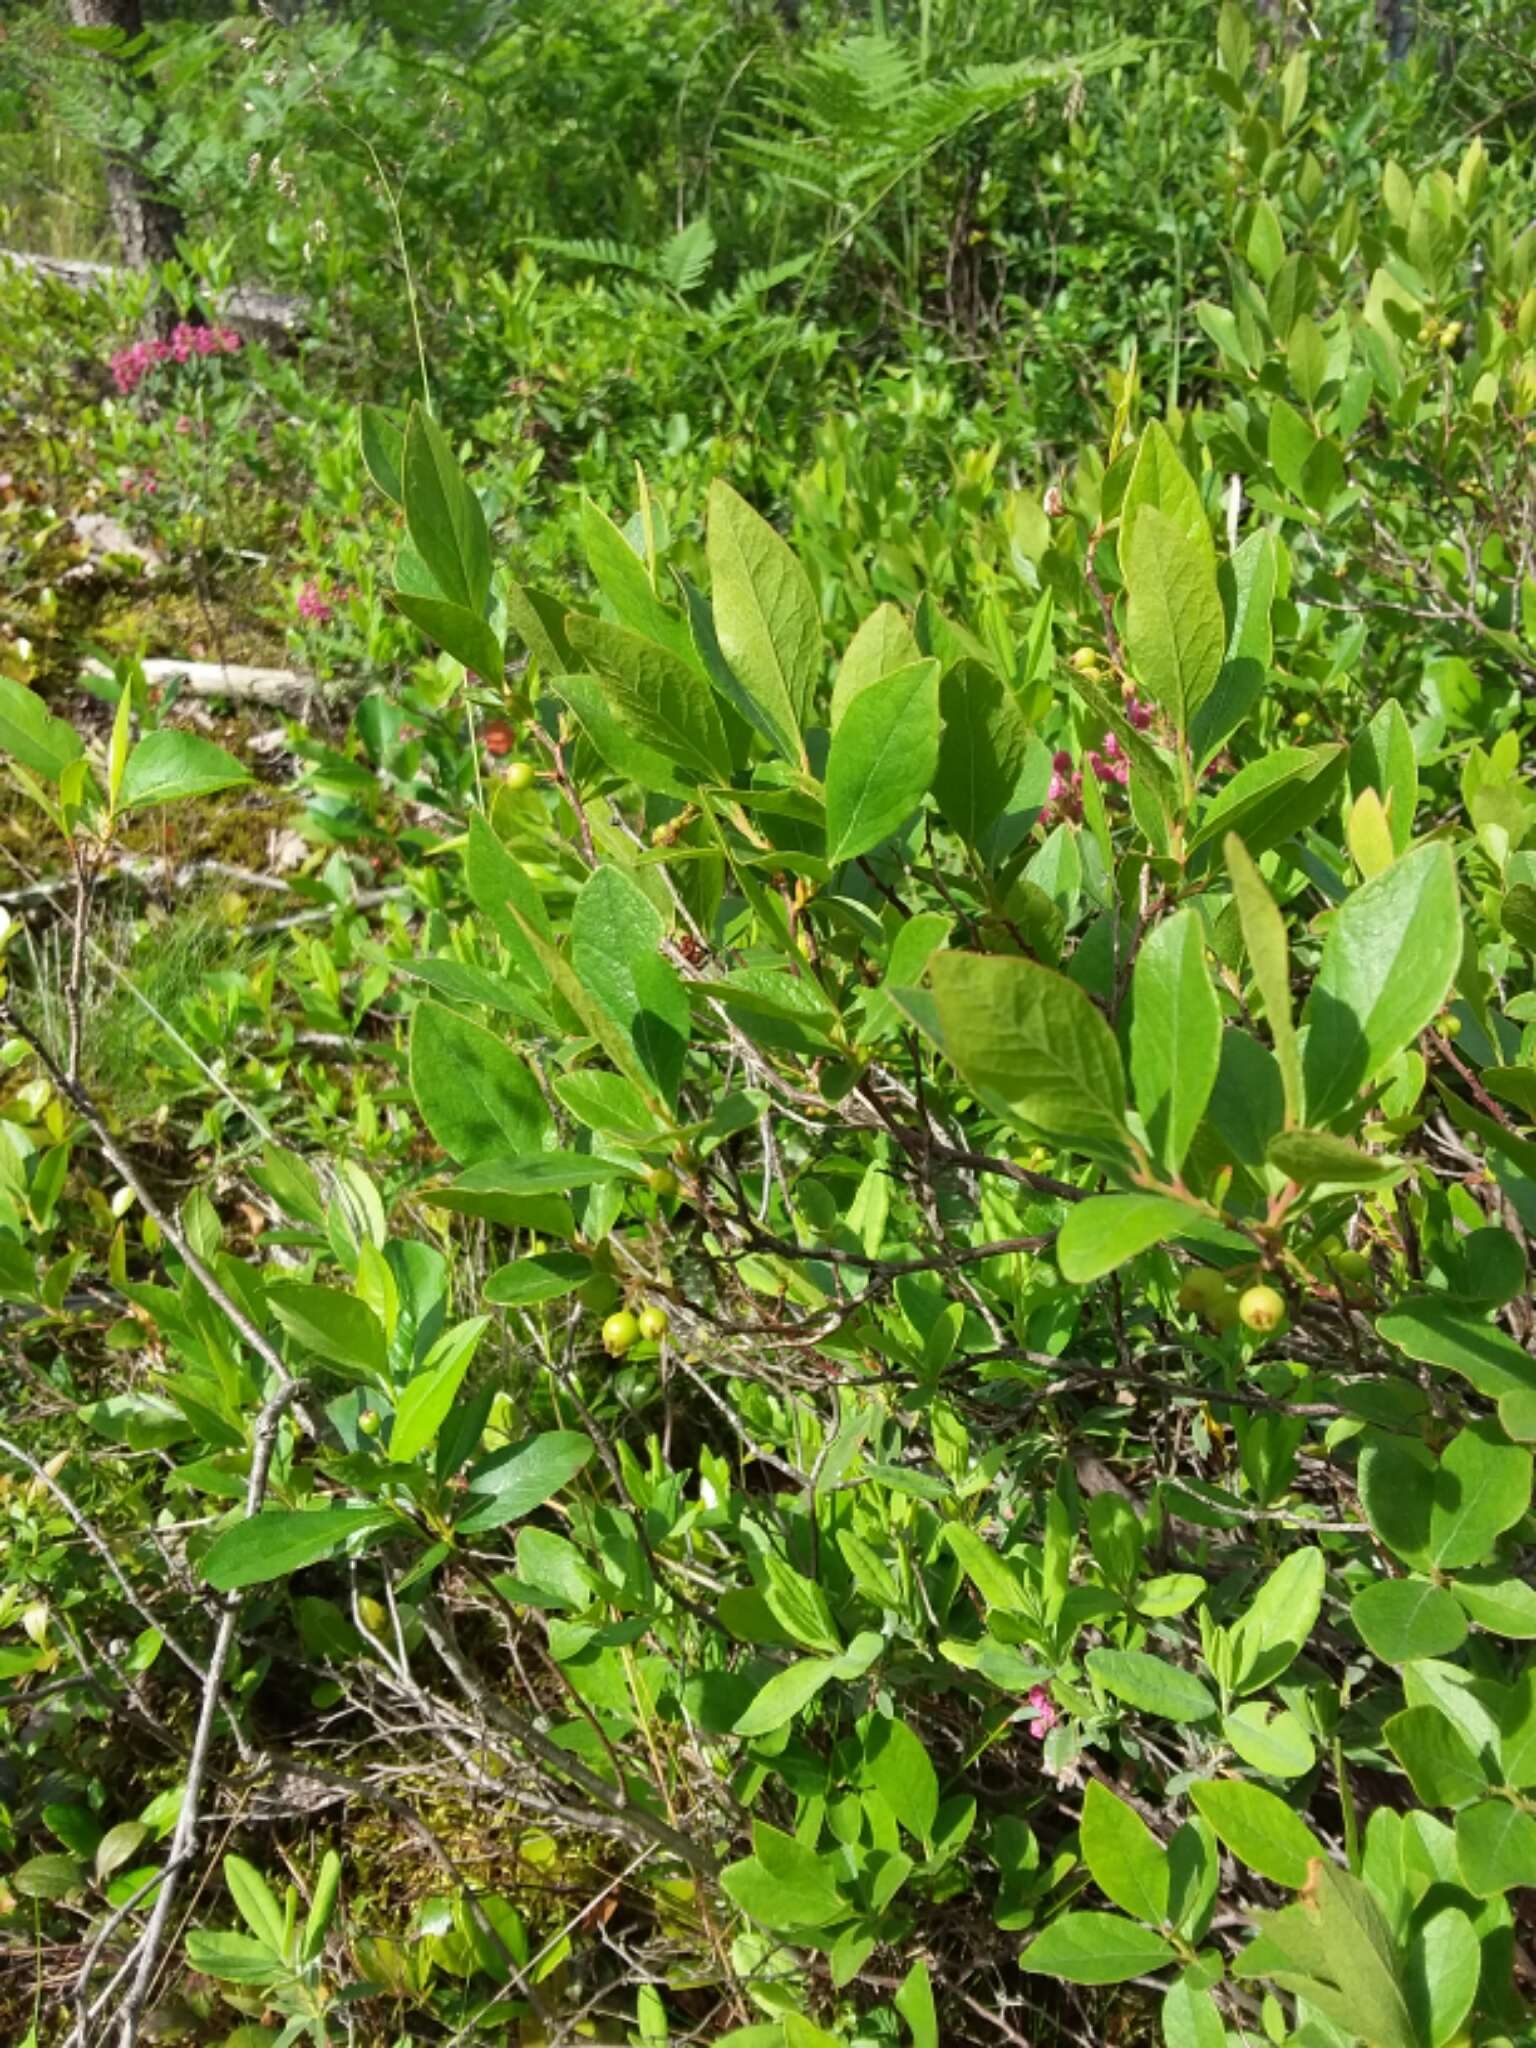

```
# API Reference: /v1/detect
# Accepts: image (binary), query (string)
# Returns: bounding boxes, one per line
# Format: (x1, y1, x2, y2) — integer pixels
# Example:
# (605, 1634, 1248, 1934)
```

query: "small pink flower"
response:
(1048, 772, 1065, 802)
(1101, 730, 1120, 761)
(175, 415, 192, 435)
(1051, 748, 1074, 774)
(1127, 696, 1153, 732)
(1026, 1685, 1057, 1739)
(1114, 760, 1130, 786)
(295, 580, 334, 625)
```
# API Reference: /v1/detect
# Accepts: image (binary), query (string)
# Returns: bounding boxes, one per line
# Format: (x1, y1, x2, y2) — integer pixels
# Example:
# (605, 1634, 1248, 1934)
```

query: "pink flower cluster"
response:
(110, 323, 242, 395)
(295, 580, 351, 626)
(1048, 728, 1133, 817)
(1025, 1685, 1058, 1740)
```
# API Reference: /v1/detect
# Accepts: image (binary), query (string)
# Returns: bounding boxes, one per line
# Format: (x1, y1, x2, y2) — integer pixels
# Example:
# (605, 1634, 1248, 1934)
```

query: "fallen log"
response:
(81, 656, 314, 706)
(1, 250, 305, 341)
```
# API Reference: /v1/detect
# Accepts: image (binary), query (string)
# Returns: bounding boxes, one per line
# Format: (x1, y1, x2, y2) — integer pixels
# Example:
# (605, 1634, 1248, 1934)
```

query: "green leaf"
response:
(830, 604, 921, 727)
(456, 1431, 593, 1535)
(1454, 1799, 1536, 1897)
(1359, 1427, 1532, 1574)
(393, 592, 502, 679)
(1301, 843, 1461, 1124)
(409, 1003, 551, 1166)
(389, 1316, 488, 1463)
(1351, 1578, 1468, 1663)
(1056, 1194, 1237, 1284)
(13, 1853, 84, 1900)
(463, 815, 554, 982)
(402, 405, 491, 612)
(863, 1717, 939, 1844)
(733, 1657, 838, 1737)
(1265, 1128, 1405, 1188)
(941, 1523, 1028, 1615)
(580, 497, 697, 671)
(1124, 504, 1226, 739)
(824, 657, 940, 864)
(1122, 421, 1214, 568)
(1404, 1904, 1479, 2048)
(894, 1957, 938, 2048)
(1162, 1975, 1227, 2048)
(1080, 1779, 1170, 1926)
(183, 1930, 282, 1983)
(1187, 1780, 1323, 1886)
(202, 1507, 392, 1591)
(1451, 1569, 1536, 1638)
(925, 950, 1129, 1156)
(1022, 1911, 1175, 1985)
(707, 480, 819, 762)
(0, 676, 85, 782)
(358, 403, 403, 504)
(1376, 1296, 1536, 1406)
(932, 660, 1032, 850)
(1085, 1648, 1217, 1723)
(483, 1253, 591, 1307)
(720, 1823, 847, 1930)
(1225, 834, 1301, 1124)
(1383, 1705, 1489, 1809)
(1349, 699, 1417, 858)
(1130, 910, 1221, 1172)
(269, 1283, 386, 1377)
(570, 866, 690, 1104)
(1237, 1547, 1325, 1692)
(1222, 1702, 1315, 1778)
(566, 615, 731, 782)
(118, 731, 250, 810)
(224, 1855, 286, 1950)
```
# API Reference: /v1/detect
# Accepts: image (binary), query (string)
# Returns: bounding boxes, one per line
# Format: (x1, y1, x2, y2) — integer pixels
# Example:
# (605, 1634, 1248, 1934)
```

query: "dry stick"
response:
(417, 1603, 717, 1878)
(108, 1378, 308, 2048)
(0, 1434, 203, 1686)
(0, 1006, 311, 1429)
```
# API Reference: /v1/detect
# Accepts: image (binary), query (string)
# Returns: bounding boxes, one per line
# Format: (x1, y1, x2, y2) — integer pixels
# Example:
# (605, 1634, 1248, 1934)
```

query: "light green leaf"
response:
(863, 1717, 939, 1844)
(1122, 421, 1214, 567)
(1188, 1779, 1323, 1886)
(409, 1003, 551, 1165)
(566, 615, 731, 782)
(894, 1956, 938, 2048)
(831, 603, 920, 728)
(0, 675, 85, 782)
(1056, 1194, 1237, 1284)
(202, 1507, 392, 1591)
(570, 866, 689, 1104)
(1301, 842, 1461, 1124)
(224, 1855, 286, 1950)
(456, 1431, 594, 1533)
(1454, 1799, 1536, 1897)
(1080, 1779, 1170, 1926)
(268, 1283, 386, 1377)
(707, 479, 819, 761)
(824, 658, 940, 864)
(403, 405, 491, 612)
(393, 592, 502, 680)
(1351, 1578, 1468, 1663)
(1162, 1975, 1227, 2048)
(1086, 1648, 1217, 1724)
(1124, 504, 1226, 738)
(1405, 1904, 1479, 2048)
(389, 1316, 488, 1463)
(119, 731, 250, 810)
(1222, 1702, 1315, 1778)
(925, 950, 1129, 1156)
(1130, 910, 1221, 1172)
(1383, 1705, 1489, 1810)
(733, 1657, 838, 1737)
(932, 660, 1032, 850)
(1022, 1911, 1175, 1985)
(1225, 834, 1301, 1124)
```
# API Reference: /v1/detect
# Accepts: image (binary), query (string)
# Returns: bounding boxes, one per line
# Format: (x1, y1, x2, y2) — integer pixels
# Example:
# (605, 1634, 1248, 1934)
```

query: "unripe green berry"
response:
(602, 1309, 641, 1357)
(357, 1408, 381, 1438)
(1238, 1283, 1287, 1334)
(646, 1166, 680, 1199)
(638, 1305, 669, 1341)
(502, 759, 536, 793)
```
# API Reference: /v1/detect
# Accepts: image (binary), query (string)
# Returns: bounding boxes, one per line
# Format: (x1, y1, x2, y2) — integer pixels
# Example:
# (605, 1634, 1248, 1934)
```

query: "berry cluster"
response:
(109, 323, 243, 395)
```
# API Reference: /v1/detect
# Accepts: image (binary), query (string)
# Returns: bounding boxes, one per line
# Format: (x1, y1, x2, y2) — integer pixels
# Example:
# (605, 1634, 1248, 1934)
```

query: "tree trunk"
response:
(64, 0, 182, 273)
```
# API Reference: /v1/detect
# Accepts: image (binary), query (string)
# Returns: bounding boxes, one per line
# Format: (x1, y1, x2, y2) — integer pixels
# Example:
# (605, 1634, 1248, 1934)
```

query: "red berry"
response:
(483, 719, 515, 757)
